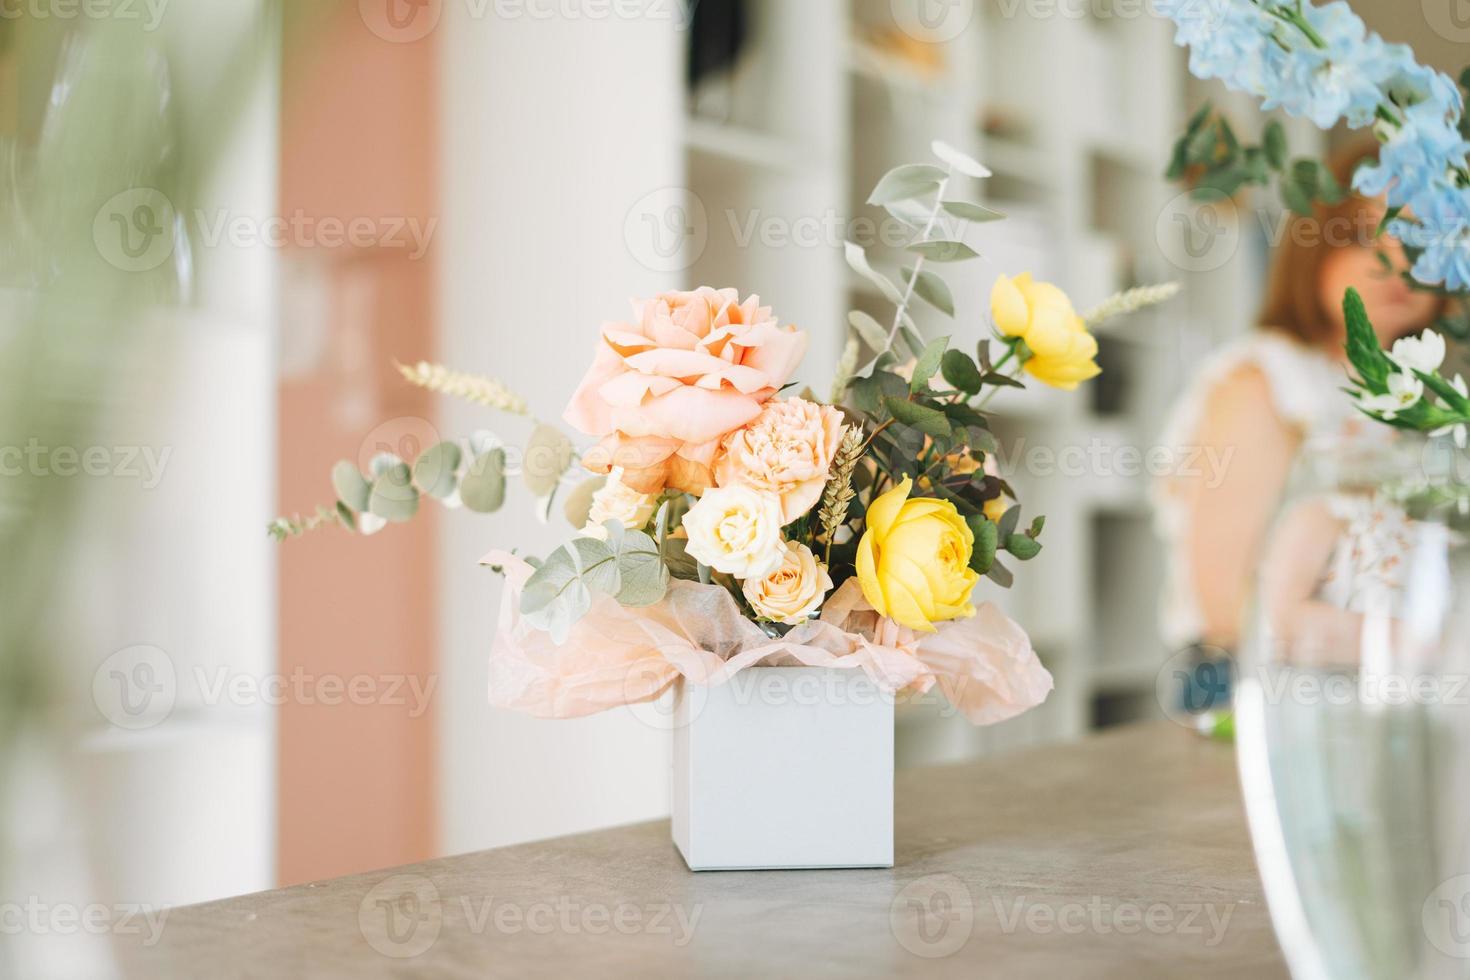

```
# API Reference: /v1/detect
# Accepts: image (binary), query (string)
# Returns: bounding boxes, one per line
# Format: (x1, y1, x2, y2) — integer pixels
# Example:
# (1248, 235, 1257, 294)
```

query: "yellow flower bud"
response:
(990, 272, 1101, 391)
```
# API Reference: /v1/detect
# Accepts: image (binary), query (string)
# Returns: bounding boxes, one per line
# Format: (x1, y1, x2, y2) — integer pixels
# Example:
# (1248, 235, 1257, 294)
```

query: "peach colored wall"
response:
(276, 2, 438, 886)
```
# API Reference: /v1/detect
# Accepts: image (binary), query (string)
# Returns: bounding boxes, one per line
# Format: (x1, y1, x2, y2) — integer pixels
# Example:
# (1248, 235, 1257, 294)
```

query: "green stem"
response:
(971, 342, 1024, 412)
(883, 171, 951, 353)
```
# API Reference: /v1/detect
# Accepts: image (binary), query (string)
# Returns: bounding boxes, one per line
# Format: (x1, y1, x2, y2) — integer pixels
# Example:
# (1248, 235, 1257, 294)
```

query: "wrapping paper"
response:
(485, 551, 1054, 724)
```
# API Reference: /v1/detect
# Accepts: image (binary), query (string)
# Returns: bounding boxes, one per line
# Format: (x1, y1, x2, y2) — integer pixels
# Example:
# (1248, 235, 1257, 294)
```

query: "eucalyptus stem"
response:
(884, 171, 950, 352)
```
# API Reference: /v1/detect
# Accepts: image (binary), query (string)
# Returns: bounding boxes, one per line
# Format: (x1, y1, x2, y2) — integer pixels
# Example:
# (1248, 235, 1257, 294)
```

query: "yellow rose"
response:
(743, 541, 834, 626)
(990, 272, 1101, 391)
(855, 477, 979, 633)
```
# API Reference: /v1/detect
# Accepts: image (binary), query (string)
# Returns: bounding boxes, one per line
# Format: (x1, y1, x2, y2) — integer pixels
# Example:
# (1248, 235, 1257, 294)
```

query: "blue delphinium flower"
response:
(1354, 97, 1469, 207)
(1258, 3, 1393, 128)
(1163, 0, 1470, 294)
(1158, 0, 1276, 95)
(1394, 194, 1470, 291)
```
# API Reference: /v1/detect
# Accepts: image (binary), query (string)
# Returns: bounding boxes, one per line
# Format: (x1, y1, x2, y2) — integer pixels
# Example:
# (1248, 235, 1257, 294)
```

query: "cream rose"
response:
(742, 541, 833, 625)
(681, 486, 785, 579)
(713, 398, 846, 525)
(580, 468, 660, 540)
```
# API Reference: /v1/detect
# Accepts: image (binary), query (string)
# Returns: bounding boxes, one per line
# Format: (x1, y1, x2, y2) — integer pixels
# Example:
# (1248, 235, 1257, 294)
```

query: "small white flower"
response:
(1360, 371, 1424, 420)
(681, 486, 786, 580)
(1431, 374, 1470, 448)
(1388, 330, 1446, 375)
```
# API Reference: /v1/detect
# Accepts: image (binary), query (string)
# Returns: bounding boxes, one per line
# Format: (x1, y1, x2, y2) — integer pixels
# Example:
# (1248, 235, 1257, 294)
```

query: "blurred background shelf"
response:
(677, 0, 1323, 764)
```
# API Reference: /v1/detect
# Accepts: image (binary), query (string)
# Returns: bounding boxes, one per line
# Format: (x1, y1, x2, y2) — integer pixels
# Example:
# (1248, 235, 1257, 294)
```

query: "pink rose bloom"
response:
(564, 288, 807, 495)
(713, 397, 846, 524)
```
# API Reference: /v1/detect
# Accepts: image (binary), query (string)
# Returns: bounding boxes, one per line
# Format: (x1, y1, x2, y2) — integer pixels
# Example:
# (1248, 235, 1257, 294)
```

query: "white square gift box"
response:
(670, 666, 894, 871)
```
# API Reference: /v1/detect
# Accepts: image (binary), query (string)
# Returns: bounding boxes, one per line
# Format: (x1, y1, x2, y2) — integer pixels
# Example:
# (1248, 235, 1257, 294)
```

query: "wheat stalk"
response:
(395, 360, 530, 416)
(829, 335, 861, 404)
(817, 425, 865, 564)
(1084, 282, 1181, 328)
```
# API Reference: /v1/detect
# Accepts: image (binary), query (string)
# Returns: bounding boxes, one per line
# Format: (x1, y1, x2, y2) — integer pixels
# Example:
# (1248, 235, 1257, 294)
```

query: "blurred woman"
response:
(1155, 138, 1445, 658)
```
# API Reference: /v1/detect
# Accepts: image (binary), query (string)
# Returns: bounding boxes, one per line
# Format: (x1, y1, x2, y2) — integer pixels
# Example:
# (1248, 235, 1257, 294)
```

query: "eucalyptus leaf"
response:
(931, 140, 991, 179)
(867, 163, 947, 206)
(848, 310, 890, 351)
(1005, 533, 1041, 561)
(987, 557, 1014, 589)
(940, 200, 1005, 223)
(523, 424, 574, 497)
(570, 535, 620, 596)
(967, 516, 998, 575)
(370, 452, 405, 479)
(998, 504, 1021, 540)
(460, 449, 508, 514)
(368, 463, 420, 523)
(845, 242, 904, 305)
(908, 240, 979, 262)
(469, 431, 501, 457)
(609, 524, 669, 607)
(413, 442, 463, 500)
(331, 460, 371, 513)
(902, 266, 955, 316)
(884, 197, 934, 229)
(910, 337, 948, 393)
(898, 323, 927, 360)
(521, 547, 592, 644)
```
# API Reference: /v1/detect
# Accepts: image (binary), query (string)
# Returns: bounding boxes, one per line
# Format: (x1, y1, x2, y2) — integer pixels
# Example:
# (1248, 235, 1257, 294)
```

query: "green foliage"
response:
(902, 266, 956, 317)
(461, 448, 509, 514)
(940, 350, 984, 395)
(1166, 104, 1345, 215)
(909, 337, 949, 393)
(1343, 288, 1391, 394)
(519, 522, 670, 642)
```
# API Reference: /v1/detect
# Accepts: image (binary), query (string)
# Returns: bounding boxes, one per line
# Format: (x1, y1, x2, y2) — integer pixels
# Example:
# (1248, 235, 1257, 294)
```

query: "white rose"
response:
(681, 486, 785, 579)
(743, 541, 834, 625)
(581, 468, 659, 540)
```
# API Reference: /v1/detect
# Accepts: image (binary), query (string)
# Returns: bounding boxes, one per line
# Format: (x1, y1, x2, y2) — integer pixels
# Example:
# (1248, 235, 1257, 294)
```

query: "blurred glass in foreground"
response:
(1239, 437, 1470, 980)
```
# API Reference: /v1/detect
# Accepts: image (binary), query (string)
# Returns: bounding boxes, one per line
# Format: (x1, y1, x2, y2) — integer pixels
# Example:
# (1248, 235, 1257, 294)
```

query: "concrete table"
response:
(120, 724, 1289, 979)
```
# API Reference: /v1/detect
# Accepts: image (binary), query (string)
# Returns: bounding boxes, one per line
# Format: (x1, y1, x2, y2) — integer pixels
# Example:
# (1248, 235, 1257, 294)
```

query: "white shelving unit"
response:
(677, 3, 1305, 762)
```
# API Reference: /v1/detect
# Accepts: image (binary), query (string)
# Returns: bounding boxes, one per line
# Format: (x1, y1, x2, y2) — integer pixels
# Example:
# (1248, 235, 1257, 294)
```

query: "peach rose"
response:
(742, 540, 833, 626)
(564, 288, 807, 495)
(713, 397, 846, 525)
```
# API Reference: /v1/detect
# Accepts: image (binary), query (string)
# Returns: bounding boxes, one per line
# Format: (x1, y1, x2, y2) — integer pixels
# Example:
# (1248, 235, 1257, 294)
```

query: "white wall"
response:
(437, 7, 683, 852)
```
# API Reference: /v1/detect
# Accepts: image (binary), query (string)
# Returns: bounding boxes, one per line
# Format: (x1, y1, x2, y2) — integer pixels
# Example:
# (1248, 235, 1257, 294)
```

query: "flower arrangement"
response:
(274, 141, 1177, 722)
(1160, 0, 1470, 308)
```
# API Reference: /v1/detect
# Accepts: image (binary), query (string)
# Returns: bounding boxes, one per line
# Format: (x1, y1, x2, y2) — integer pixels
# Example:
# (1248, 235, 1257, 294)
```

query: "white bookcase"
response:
(678, 1, 1316, 762)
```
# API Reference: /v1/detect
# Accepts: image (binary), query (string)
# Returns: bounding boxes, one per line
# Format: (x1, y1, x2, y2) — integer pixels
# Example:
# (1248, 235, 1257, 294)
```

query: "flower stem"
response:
(884, 172, 950, 352)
